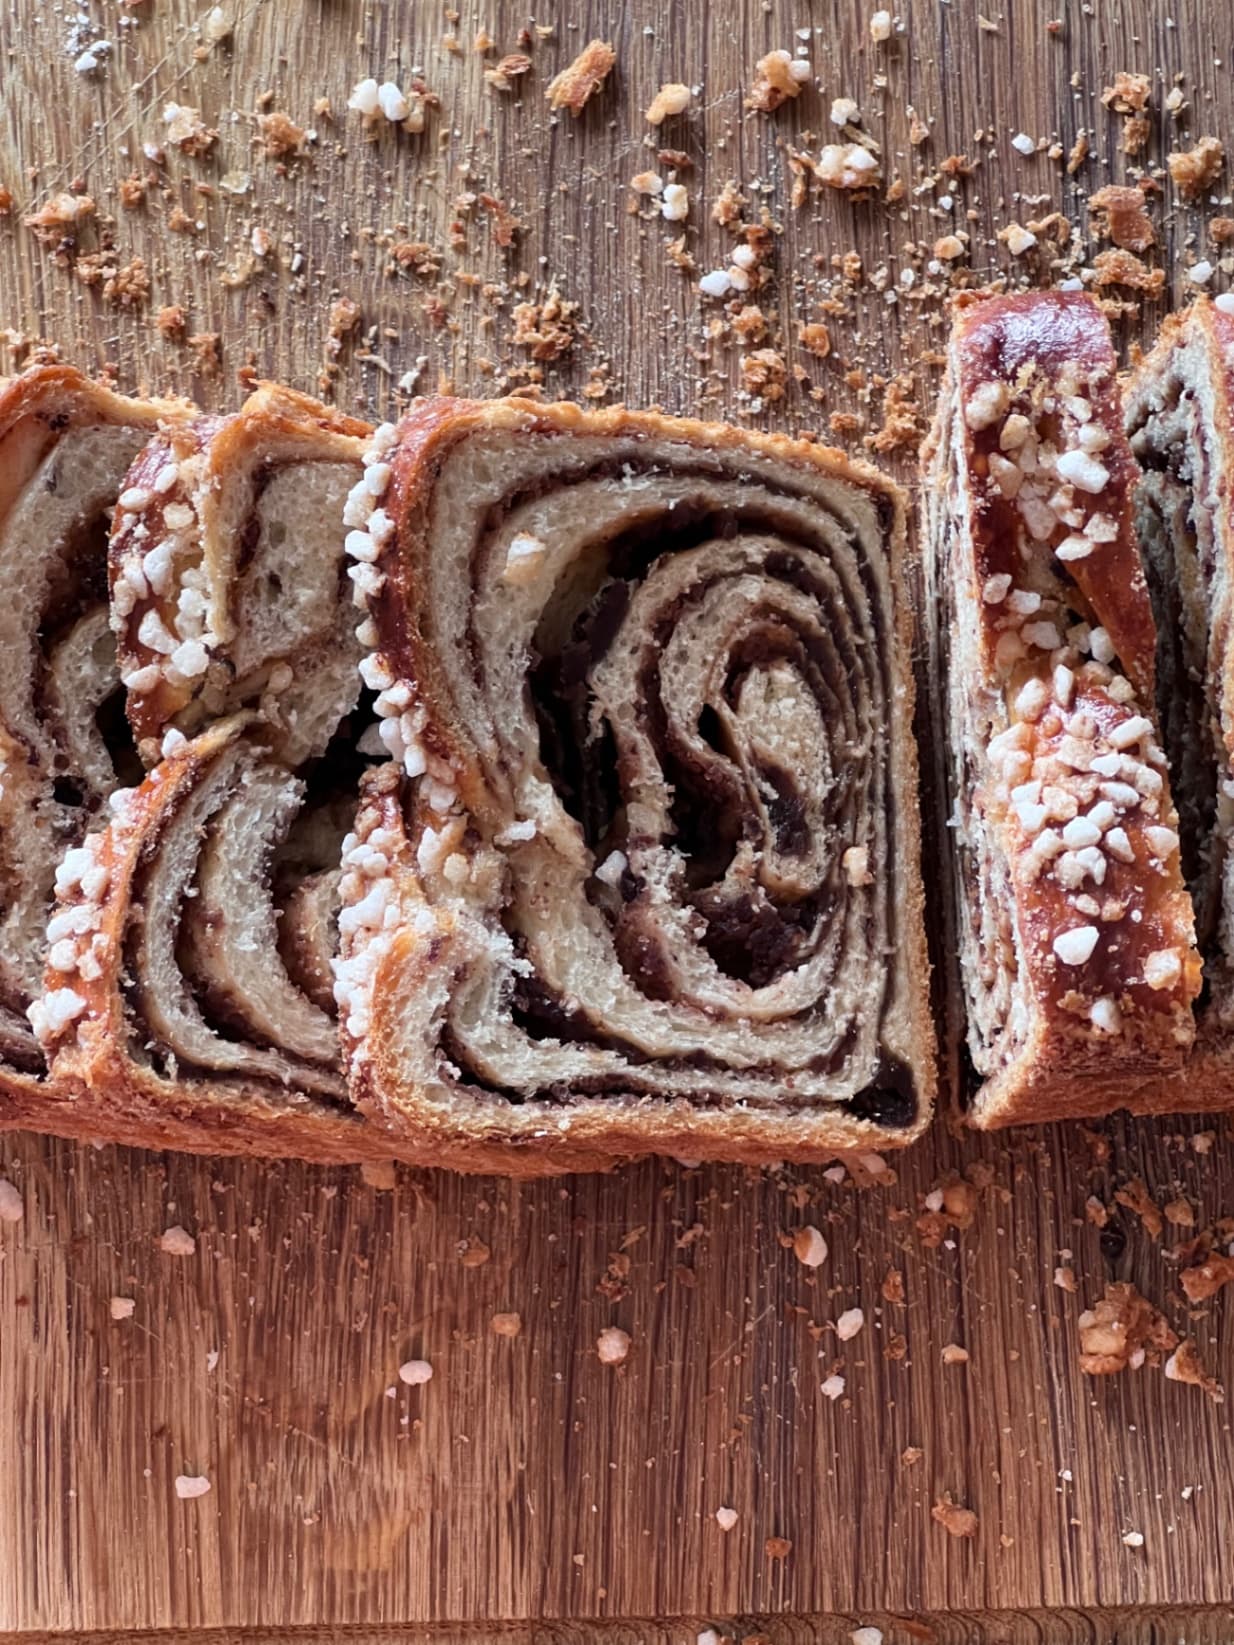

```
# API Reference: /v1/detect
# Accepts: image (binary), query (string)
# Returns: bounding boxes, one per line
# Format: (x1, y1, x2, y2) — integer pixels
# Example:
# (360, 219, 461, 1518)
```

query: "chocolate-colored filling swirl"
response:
(377, 429, 916, 1123)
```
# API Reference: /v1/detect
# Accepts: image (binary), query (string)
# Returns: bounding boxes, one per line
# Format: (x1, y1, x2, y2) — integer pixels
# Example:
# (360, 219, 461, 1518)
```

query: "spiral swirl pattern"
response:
(340, 401, 931, 1162)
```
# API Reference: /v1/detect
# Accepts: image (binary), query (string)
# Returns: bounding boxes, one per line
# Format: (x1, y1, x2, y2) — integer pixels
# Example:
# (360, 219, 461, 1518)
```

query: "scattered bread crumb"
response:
(512, 287, 578, 359)
(163, 104, 219, 156)
(646, 83, 691, 125)
(188, 332, 222, 376)
(257, 111, 305, 157)
(1168, 136, 1224, 199)
(159, 1225, 196, 1256)
(1164, 1338, 1224, 1401)
(1088, 184, 1156, 251)
(745, 50, 810, 112)
(398, 1358, 433, 1386)
(23, 192, 95, 244)
(174, 1474, 211, 1500)
(485, 54, 531, 92)
(1179, 1251, 1234, 1303)
(546, 39, 615, 115)
(1078, 1282, 1177, 1374)
(596, 1326, 631, 1364)
(792, 1225, 828, 1267)
(931, 1495, 978, 1537)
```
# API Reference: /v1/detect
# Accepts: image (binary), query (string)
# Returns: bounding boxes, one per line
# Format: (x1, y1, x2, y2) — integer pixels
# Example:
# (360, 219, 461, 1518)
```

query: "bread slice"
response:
(0, 365, 193, 1125)
(924, 292, 1201, 1128)
(1125, 296, 1234, 1109)
(110, 383, 370, 766)
(336, 398, 934, 1172)
(32, 716, 394, 1163)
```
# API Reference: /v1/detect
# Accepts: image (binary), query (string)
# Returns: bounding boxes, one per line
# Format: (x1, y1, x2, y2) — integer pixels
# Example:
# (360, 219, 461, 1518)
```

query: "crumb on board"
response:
(745, 50, 810, 112)
(158, 1225, 196, 1256)
(0, 1179, 23, 1222)
(1077, 1282, 1177, 1375)
(645, 83, 691, 125)
(1168, 136, 1224, 199)
(189, 332, 223, 376)
(485, 54, 531, 92)
(596, 1326, 631, 1364)
(931, 1494, 979, 1537)
(398, 1358, 433, 1386)
(792, 1224, 828, 1267)
(1088, 184, 1156, 251)
(257, 111, 305, 157)
(511, 287, 579, 359)
(546, 39, 614, 115)
(23, 191, 95, 244)
(1164, 1339, 1224, 1402)
(157, 304, 188, 340)
(163, 103, 218, 156)
(174, 1475, 211, 1500)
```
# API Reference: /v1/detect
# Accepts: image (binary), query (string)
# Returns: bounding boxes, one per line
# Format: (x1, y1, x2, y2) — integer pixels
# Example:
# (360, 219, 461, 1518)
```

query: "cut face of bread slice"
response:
(110, 384, 370, 767)
(31, 715, 391, 1163)
(337, 399, 934, 1173)
(1126, 296, 1234, 1105)
(924, 292, 1201, 1127)
(0, 366, 191, 1093)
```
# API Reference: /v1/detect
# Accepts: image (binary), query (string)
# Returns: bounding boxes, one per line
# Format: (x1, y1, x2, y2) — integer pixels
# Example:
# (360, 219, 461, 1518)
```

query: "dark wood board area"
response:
(3, 0, 1234, 1637)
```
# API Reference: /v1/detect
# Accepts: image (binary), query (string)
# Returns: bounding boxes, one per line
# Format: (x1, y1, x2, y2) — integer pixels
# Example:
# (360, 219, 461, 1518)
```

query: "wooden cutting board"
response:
(3, 0, 1234, 1638)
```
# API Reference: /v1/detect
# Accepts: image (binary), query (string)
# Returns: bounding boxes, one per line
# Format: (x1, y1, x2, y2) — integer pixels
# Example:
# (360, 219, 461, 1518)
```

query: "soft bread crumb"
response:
(931, 1495, 979, 1537)
(546, 40, 615, 115)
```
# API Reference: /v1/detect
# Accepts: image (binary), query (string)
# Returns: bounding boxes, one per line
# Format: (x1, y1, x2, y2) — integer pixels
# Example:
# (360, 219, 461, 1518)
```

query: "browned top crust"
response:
(944, 292, 1200, 1083)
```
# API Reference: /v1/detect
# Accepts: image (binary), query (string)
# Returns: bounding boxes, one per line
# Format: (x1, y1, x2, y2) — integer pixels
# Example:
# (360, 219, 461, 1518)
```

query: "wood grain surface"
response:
(3, 0, 1234, 1636)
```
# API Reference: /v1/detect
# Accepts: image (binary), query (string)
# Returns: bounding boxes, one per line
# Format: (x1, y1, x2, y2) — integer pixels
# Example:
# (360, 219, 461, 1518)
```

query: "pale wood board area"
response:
(3, 0, 1234, 1637)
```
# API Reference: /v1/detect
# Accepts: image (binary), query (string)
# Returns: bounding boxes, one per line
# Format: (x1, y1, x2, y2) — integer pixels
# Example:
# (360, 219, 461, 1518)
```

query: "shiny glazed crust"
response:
(337, 397, 935, 1172)
(926, 293, 1201, 1128)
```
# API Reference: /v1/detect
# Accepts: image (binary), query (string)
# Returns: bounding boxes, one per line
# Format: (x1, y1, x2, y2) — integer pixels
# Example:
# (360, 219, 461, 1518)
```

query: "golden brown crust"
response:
(929, 293, 1201, 1129)
(341, 397, 934, 1172)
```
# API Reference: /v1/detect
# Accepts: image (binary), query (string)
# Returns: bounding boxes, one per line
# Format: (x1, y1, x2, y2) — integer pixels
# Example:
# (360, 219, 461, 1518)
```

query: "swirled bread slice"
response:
(110, 384, 370, 766)
(31, 716, 392, 1163)
(0, 366, 192, 1120)
(924, 292, 1201, 1127)
(336, 399, 934, 1173)
(1126, 296, 1234, 1109)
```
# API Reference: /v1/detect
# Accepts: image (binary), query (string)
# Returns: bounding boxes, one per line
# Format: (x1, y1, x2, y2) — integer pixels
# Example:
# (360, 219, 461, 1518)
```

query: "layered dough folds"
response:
(336, 400, 934, 1168)
(0, 368, 190, 1096)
